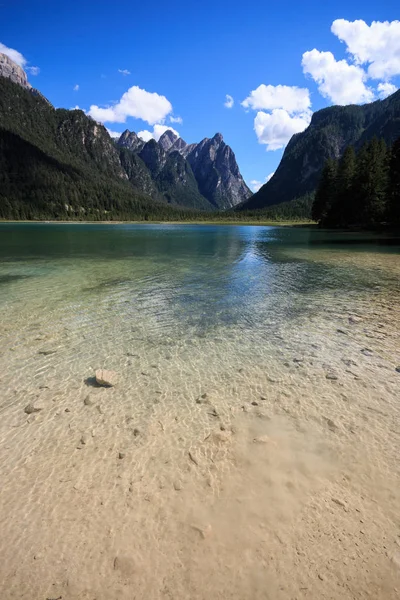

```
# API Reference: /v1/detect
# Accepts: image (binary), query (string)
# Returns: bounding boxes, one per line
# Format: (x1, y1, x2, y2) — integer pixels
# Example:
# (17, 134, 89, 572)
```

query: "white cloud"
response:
(26, 66, 40, 76)
(118, 69, 131, 76)
(266, 171, 275, 182)
(302, 49, 374, 105)
(254, 109, 311, 151)
(137, 129, 153, 142)
(250, 173, 275, 192)
(250, 180, 263, 192)
(73, 84, 79, 91)
(224, 94, 234, 108)
(377, 82, 397, 99)
(331, 19, 400, 81)
(88, 85, 173, 125)
(242, 84, 310, 113)
(138, 124, 180, 142)
(106, 128, 121, 139)
(169, 115, 183, 124)
(0, 42, 26, 67)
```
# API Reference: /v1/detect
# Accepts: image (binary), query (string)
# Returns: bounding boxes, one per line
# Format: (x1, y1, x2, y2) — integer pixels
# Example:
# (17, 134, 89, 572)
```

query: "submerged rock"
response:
(24, 403, 42, 415)
(95, 369, 118, 387)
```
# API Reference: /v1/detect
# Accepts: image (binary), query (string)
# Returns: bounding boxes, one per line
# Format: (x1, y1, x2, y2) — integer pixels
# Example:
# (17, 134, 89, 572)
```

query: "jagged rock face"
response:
(116, 128, 252, 210)
(155, 152, 214, 210)
(139, 139, 168, 178)
(185, 133, 251, 209)
(0, 53, 31, 89)
(170, 137, 187, 153)
(118, 129, 145, 153)
(158, 130, 179, 152)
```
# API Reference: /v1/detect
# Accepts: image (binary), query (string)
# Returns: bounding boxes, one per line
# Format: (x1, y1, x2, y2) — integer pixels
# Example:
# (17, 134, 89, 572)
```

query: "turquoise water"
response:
(1, 222, 399, 402)
(1, 224, 399, 330)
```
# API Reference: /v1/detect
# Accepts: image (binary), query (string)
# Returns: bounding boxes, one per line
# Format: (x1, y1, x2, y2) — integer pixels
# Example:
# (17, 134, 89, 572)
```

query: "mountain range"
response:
(1, 50, 400, 221)
(0, 52, 251, 219)
(240, 89, 400, 211)
(117, 128, 251, 210)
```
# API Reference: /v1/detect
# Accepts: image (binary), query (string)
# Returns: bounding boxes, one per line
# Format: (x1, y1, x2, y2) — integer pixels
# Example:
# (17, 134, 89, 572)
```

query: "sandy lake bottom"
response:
(0, 224, 399, 599)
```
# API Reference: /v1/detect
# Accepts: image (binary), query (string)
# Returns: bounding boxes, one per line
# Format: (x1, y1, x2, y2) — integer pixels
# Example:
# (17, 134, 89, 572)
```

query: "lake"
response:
(0, 223, 399, 600)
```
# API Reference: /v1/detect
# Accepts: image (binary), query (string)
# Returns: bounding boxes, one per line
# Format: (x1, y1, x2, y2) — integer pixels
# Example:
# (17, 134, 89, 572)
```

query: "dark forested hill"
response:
(0, 75, 184, 220)
(240, 89, 400, 212)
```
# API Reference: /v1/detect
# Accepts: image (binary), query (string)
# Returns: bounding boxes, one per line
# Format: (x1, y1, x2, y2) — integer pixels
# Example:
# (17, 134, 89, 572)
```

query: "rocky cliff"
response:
(240, 89, 400, 211)
(0, 52, 31, 89)
(117, 129, 252, 210)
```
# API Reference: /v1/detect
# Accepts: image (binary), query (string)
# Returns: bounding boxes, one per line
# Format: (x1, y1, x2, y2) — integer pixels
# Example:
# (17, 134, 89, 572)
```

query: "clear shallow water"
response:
(0, 224, 400, 600)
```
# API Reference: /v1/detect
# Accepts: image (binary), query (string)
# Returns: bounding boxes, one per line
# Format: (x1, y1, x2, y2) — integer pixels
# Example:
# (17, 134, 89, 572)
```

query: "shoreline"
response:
(0, 219, 315, 227)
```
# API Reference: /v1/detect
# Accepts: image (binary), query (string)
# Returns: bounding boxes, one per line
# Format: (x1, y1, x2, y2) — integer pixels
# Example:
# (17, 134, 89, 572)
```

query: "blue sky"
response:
(1, 1, 400, 191)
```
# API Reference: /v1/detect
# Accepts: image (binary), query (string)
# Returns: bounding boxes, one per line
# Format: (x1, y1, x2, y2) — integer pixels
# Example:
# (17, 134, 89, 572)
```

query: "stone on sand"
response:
(95, 369, 118, 387)
(24, 403, 42, 415)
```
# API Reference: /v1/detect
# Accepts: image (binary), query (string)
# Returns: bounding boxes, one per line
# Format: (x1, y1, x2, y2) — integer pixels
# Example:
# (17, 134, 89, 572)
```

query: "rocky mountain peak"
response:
(115, 126, 251, 210)
(0, 53, 31, 89)
(170, 137, 188, 153)
(117, 129, 144, 153)
(212, 132, 223, 144)
(158, 129, 179, 152)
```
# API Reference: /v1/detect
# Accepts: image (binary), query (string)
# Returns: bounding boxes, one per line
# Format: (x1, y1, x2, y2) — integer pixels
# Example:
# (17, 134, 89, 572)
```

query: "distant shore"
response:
(0, 219, 316, 227)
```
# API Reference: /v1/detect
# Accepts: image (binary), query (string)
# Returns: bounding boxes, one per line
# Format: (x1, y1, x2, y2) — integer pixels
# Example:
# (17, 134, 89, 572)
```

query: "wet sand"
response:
(0, 232, 399, 599)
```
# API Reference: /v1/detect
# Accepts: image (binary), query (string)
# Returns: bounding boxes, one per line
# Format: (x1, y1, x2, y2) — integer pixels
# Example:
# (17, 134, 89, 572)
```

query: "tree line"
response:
(312, 136, 400, 228)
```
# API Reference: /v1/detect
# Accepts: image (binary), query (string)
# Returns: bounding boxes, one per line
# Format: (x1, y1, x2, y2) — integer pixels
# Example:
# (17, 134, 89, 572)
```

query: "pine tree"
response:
(325, 146, 356, 227)
(354, 138, 388, 227)
(312, 158, 337, 223)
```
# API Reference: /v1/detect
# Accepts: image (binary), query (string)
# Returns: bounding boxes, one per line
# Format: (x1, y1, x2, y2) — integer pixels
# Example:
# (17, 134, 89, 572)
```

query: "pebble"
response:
(342, 359, 357, 367)
(191, 524, 212, 539)
(24, 403, 42, 415)
(326, 372, 338, 380)
(361, 348, 373, 356)
(326, 418, 338, 431)
(133, 428, 140, 437)
(38, 348, 57, 355)
(118, 452, 125, 460)
(95, 369, 118, 387)
(396, 366, 400, 373)
(349, 316, 363, 324)
(173, 480, 183, 491)
(331, 497, 347, 509)
(84, 395, 94, 406)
